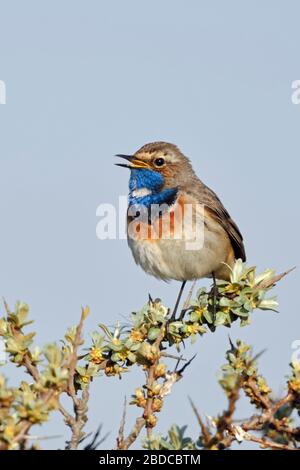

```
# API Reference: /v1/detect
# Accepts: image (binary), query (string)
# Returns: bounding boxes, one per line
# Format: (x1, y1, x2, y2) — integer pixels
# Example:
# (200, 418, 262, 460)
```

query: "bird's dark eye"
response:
(154, 157, 165, 167)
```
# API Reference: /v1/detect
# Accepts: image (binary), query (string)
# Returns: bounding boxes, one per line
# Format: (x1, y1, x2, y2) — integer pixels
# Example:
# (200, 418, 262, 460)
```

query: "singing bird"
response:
(116, 142, 245, 313)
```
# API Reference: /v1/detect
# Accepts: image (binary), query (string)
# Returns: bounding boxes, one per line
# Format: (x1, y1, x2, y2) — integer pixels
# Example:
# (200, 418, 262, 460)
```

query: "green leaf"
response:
(147, 327, 161, 341)
(98, 323, 113, 340)
(203, 310, 213, 324)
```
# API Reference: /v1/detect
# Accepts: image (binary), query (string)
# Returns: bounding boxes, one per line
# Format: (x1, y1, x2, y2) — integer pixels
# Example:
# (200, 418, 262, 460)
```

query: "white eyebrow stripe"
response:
(131, 188, 152, 198)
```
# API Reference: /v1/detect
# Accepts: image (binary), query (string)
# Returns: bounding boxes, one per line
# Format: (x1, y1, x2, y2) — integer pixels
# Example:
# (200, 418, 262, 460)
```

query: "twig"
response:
(145, 327, 165, 439)
(161, 352, 187, 362)
(64, 386, 90, 450)
(60, 307, 90, 450)
(239, 430, 298, 450)
(221, 385, 241, 430)
(245, 378, 272, 410)
(271, 392, 294, 415)
(116, 397, 127, 449)
(59, 403, 75, 427)
(67, 307, 86, 399)
(183, 280, 197, 310)
(179, 280, 197, 320)
(188, 397, 211, 446)
(116, 327, 167, 449)
(23, 354, 40, 382)
(215, 389, 299, 450)
(115, 417, 146, 450)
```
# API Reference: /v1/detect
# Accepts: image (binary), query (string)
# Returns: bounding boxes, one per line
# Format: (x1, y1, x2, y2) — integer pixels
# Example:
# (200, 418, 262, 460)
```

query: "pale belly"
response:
(127, 206, 234, 282)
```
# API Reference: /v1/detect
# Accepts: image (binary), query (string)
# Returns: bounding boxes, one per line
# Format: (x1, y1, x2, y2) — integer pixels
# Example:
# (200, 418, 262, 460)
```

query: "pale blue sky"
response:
(0, 0, 299, 449)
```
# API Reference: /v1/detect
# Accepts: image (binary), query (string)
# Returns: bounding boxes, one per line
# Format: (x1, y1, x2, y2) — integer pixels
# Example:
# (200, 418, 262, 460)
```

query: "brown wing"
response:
(201, 186, 246, 262)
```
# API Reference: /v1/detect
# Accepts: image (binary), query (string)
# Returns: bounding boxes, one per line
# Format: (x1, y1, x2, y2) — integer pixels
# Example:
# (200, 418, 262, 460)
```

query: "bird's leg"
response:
(170, 281, 186, 321)
(211, 272, 218, 322)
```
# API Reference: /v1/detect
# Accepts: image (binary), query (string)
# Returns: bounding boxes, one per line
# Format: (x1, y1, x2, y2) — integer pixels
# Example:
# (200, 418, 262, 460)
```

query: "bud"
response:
(152, 397, 163, 412)
(154, 363, 167, 379)
(146, 414, 157, 428)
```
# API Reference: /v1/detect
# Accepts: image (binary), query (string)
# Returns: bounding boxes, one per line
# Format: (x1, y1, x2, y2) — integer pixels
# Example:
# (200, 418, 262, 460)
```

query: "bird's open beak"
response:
(115, 154, 150, 169)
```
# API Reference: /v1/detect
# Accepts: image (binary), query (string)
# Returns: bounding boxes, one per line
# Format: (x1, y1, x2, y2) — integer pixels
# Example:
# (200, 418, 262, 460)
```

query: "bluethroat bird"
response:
(116, 142, 246, 319)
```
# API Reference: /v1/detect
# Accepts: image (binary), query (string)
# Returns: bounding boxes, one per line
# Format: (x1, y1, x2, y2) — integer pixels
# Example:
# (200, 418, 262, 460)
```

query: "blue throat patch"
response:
(128, 169, 178, 209)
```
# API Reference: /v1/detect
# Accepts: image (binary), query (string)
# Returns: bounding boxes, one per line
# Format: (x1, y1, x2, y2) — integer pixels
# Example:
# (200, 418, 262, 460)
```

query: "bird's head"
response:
(116, 142, 195, 198)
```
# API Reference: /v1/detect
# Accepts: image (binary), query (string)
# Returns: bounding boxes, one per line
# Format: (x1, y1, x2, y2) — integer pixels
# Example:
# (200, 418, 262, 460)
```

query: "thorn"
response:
(252, 348, 267, 363)
(228, 335, 235, 350)
(174, 354, 185, 371)
(188, 397, 211, 444)
(117, 396, 127, 447)
(177, 354, 197, 375)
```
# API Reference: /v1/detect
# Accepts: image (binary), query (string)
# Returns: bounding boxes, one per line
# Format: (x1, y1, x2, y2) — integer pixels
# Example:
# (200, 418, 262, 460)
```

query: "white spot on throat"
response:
(131, 188, 152, 198)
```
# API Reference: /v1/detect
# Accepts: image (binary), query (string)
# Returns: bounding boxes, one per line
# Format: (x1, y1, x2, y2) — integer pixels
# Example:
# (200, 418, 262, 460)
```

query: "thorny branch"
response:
(116, 322, 194, 449)
(188, 344, 300, 451)
(0, 261, 298, 451)
(61, 307, 90, 450)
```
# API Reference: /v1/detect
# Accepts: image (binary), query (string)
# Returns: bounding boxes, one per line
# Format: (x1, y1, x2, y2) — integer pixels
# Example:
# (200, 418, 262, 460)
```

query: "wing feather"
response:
(194, 185, 246, 262)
